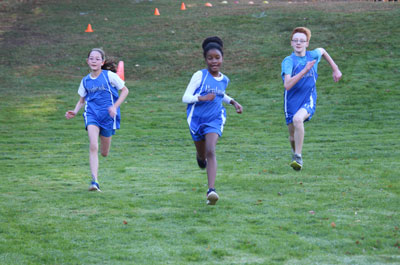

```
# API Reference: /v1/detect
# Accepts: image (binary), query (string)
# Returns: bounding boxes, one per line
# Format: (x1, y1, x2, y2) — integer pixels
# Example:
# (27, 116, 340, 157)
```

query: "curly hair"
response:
(202, 36, 224, 58)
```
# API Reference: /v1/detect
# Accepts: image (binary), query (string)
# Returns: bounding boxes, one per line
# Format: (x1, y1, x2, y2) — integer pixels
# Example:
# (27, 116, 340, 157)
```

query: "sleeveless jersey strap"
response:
(101, 70, 115, 105)
(196, 69, 209, 95)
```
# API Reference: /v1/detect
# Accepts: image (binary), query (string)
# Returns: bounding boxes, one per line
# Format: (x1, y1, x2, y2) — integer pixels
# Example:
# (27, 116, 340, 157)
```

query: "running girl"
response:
(182, 36, 243, 205)
(65, 48, 129, 191)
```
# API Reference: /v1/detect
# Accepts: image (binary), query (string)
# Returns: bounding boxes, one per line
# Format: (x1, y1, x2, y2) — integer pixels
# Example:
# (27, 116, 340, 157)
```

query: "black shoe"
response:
(196, 155, 207, 169)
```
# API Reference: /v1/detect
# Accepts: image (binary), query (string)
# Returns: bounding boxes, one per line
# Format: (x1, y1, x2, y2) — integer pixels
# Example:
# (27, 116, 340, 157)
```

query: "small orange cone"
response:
(117, 61, 125, 81)
(85, 24, 93, 32)
(181, 2, 186, 10)
(205, 3, 212, 7)
(154, 8, 160, 16)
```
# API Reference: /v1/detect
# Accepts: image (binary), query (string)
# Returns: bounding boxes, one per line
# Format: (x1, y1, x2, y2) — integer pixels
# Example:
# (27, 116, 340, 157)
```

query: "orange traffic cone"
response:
(181, 2, 186, 10)
(117, 61, 125, 81)
(154, 8, 160, 16)
(85, 24, 93, 32)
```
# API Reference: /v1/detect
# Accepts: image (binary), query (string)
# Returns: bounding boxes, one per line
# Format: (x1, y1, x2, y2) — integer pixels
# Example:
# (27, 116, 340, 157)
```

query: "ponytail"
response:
(102, 60, 117, 73)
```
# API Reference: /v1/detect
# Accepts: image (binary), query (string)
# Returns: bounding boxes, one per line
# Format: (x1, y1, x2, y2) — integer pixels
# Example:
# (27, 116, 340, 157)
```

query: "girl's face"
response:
(291, 32, 309, 55)
(205, 49, 223, 76)
(87, 51, 104, 72)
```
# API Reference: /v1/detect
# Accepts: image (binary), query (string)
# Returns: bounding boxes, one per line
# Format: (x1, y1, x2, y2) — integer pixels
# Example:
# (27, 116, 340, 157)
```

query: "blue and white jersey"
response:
(186, 69, 229, 135)
(281, 50, 321, 121)
(78, 70, 125, 130)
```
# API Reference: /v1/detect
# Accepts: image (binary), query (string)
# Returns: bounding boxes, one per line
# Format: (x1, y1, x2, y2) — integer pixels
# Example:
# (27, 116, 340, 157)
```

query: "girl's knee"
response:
(292, 116, 303, 127)
(205, 148, 216, 159)
(89, 143, 98, 153)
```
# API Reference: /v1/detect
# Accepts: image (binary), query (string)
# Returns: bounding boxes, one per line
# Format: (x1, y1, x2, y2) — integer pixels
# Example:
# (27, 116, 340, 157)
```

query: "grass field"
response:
(0, 0, 399, 264)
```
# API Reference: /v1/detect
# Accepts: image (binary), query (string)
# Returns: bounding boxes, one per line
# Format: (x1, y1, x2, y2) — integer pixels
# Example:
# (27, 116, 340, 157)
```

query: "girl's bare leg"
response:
(100, 135, 112, 157)
(204, 133, 219, 189)
(87, 125, 100, 182)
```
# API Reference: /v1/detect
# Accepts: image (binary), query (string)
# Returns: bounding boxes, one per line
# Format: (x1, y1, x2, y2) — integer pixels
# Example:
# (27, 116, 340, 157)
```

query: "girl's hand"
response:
(305, 60, 316, 71)
(65, 110, 76, 119)
(232, 101, 243, 114)
(332, 69, 342, 82)
(108, 106, 117, 118)
(198, 93, 216, 102)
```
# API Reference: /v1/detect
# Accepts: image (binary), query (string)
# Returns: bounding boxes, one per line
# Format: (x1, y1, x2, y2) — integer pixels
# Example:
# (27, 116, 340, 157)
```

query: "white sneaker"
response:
(88, 181, 101, 192)
(206, 189, 219, 205)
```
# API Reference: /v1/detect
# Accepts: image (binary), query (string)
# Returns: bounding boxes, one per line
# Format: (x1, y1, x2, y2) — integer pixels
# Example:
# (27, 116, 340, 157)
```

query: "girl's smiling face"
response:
(205, 48, 223, 76)
(87, 51, 104, 72)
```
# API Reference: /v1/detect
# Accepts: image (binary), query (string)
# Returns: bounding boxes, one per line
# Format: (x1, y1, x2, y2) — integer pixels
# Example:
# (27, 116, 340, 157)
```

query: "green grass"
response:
(0, 0, 399, 264)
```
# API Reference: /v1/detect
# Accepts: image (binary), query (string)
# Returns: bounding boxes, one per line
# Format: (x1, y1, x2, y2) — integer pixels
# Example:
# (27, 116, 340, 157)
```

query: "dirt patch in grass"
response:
(0, 0, 45, 43)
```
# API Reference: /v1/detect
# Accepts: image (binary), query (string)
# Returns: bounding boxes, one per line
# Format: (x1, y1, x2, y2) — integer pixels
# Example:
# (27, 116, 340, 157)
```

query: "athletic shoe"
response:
(290, 154, 303, 171)
(88, 181, 101, 192)
(206, 188, 219, 205)
(196, 155, 207, 169)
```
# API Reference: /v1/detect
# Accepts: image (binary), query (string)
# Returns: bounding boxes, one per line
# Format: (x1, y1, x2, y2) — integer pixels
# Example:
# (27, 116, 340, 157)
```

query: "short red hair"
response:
(291, 27, 311, 41)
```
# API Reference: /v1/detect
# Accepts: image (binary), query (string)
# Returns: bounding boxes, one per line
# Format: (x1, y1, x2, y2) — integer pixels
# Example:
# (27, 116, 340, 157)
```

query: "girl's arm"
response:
(65, 97, 85, 119)
(108, 86, 129, 117)
(222, 94, 242, 113)
(318, 48, 342, 82)
(182, 71, 217, 103)
(284, 60, 316, 91)
(182, 71, 202, 103)
(198, 93, 215, 101)
(230, 99, 243, 114)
